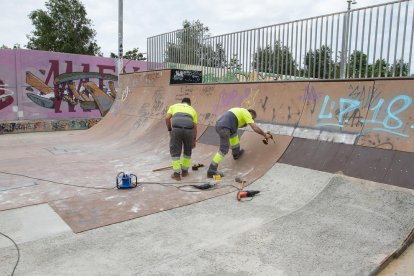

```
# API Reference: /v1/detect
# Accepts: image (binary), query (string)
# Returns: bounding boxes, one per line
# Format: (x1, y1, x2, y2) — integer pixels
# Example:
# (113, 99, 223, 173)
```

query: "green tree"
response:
(199, 42, 226, 68)
(389, 59, 409, 77)
(26, 0, 101, 55)
(367, 59, 389, 78)
(165, 19, 209, 65)
(110, 48, 146, 60)
(348, 50, 368, 78)
(165, 19, 227, 68)
(304, 45, 338, 79)
(252, 41, 297, 76)
(347, 52, 409, 78)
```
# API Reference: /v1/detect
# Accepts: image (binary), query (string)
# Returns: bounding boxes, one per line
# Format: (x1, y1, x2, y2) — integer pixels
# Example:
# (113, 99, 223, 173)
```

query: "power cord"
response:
(0, 176, 241, 276)
(0, 171, 114, 191)
(0, 171, 242, 193)
(0, 231, 19, 276)
(138, 181, 242, 192)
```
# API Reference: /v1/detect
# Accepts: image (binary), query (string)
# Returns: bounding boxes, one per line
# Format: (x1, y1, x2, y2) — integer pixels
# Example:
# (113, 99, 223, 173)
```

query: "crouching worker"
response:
(165, 98, 198, 181)
(207, 107, 271, 178)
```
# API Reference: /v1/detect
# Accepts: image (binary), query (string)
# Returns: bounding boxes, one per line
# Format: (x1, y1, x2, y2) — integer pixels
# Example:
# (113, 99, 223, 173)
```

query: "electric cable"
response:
(0, 171, 114, 190)
(0, 231, 20, 276)
(0, 170, 242, 193)
(138, 181, 242, 193)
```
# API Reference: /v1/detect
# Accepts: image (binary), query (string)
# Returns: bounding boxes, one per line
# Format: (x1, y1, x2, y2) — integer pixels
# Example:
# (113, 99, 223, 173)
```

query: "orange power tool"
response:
(237, 190, 260, 201)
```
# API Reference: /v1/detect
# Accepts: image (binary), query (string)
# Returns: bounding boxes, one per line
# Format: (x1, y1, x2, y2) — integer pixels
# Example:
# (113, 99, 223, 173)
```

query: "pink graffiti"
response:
(213, 87, 251, 115)
(300, 86, 322, 103)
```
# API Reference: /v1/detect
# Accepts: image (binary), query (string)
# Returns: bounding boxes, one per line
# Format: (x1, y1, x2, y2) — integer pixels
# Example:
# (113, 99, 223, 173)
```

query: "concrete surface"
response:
(0, 204, 71, 248)
(1, 71, 414, 275)
(1, 162, 414, 275)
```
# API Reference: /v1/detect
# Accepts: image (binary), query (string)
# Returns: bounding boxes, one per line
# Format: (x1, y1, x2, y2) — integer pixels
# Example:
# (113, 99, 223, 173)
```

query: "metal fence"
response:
(147, 0, 414, 82)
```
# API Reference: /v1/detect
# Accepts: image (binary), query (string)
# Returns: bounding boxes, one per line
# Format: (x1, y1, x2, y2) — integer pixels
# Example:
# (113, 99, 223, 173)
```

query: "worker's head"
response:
(182, 97, 191, 105)
(248, 109, 257, 119)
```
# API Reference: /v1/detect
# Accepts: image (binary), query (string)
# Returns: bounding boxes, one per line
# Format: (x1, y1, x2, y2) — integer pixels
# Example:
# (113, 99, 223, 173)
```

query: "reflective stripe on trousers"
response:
(209, 126, 241, 171)
(170, 128, 193, 173)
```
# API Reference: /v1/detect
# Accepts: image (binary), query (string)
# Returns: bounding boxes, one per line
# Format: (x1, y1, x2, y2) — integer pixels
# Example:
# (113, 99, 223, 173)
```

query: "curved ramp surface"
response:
(1, 164, 413, 275)
(1, 70, 414, 274)
(0, 69, 293, 232)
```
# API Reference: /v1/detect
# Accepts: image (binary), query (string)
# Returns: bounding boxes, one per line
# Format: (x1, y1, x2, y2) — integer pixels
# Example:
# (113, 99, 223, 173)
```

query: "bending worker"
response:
(165, 97, 198, 181)
(207, 107, 271, 178)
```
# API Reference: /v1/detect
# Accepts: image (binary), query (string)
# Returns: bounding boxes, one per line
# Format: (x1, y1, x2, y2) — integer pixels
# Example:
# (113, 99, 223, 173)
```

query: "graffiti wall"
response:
(0, 49, 147, 125)
(159, 78, 407, 153)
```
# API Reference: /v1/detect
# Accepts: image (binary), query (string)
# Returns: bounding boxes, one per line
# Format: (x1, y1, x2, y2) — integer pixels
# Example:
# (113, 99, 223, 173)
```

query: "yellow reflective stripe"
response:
(172, 159, 181, 172)
(213, 152, 224, 164)
(181, 156, 191, 169)
(229, 135, 239, 146)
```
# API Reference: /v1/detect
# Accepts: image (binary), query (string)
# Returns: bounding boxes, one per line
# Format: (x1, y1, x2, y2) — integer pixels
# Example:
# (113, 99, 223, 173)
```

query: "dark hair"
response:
(182, 97, 191, 105)
(248, 109, 257, 118)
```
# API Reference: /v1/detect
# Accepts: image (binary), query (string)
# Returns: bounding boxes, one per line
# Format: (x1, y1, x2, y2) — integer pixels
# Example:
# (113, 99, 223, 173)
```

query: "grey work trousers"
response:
(169, 128, 193, 158)
(215, 126, 241, 157)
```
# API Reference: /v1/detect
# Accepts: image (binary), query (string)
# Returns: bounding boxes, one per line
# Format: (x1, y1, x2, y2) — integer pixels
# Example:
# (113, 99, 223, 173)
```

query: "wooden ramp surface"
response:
(0, 70, 292, 232)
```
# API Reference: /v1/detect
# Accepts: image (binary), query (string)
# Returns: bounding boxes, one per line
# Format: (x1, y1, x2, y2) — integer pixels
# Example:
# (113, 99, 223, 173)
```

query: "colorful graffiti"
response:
(0, 49, 147, 122)
(0, 118, 100, 134)
(0, 80, 14, 110)
(26, 69, 116, 116)
(317, 92, 413, 138)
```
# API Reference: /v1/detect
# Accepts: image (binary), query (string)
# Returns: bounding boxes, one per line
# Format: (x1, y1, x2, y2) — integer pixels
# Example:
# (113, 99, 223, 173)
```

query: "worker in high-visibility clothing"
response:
(165, 98, 198, 181)
(207, 107, 271, 178)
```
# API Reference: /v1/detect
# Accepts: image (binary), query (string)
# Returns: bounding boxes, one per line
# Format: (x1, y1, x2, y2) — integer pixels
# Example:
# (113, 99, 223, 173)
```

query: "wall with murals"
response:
(0, 49, 146, 133)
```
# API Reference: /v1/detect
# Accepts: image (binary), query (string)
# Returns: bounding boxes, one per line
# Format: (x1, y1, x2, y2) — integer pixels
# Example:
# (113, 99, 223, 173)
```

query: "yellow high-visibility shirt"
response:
(229, 107, 254, 127)
(167, 103, 198, 127)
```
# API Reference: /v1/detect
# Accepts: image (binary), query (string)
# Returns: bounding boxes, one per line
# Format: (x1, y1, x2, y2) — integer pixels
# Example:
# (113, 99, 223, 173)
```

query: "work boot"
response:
(233, 149, 245, 160)
(171, 172, 181, 181)
(181, 170, 189, 177)
(207, 170, 224, 178)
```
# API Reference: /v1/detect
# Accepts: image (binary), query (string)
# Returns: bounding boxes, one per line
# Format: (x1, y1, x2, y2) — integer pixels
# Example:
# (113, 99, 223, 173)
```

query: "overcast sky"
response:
(1, 0, 390, 57)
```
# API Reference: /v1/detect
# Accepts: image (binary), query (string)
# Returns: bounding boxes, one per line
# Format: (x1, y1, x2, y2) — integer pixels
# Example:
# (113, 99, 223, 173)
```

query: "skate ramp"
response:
(0, 70, 293, 232)
(277, 79, 414, 189)
(48, 131, 291, 233)
(1, 69, 414, 273)
(1, 164, 414, 275)
(1, 70, 414, 226)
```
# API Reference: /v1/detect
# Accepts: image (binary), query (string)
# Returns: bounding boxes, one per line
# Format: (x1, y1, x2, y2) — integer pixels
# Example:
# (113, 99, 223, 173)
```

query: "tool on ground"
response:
(152, 165, 173, 172)
(213, 174, 222, 181)
(191, 163, 204, 171)
(191, 182, 216, 190)
(237, 190, 260, 201)
(262, 131, 275, 145)
(116, 172, 139, 189)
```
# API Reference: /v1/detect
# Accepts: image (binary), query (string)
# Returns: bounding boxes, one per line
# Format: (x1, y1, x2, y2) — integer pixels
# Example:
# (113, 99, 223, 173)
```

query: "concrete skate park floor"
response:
(1, 130, 414, 275)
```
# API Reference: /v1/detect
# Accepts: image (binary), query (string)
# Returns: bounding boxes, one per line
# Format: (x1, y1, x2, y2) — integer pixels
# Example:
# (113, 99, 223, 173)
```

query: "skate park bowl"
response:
(0, 69, 414, 275)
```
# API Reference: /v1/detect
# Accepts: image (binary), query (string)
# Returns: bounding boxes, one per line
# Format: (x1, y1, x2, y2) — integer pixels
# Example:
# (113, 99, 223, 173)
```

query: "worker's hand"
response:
(192, 141, 196, 149)
(264, 133, 272, 140)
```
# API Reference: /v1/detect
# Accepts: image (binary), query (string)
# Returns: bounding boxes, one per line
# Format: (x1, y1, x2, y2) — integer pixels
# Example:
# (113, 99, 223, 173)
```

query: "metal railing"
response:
(147, 0, 414, 82)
